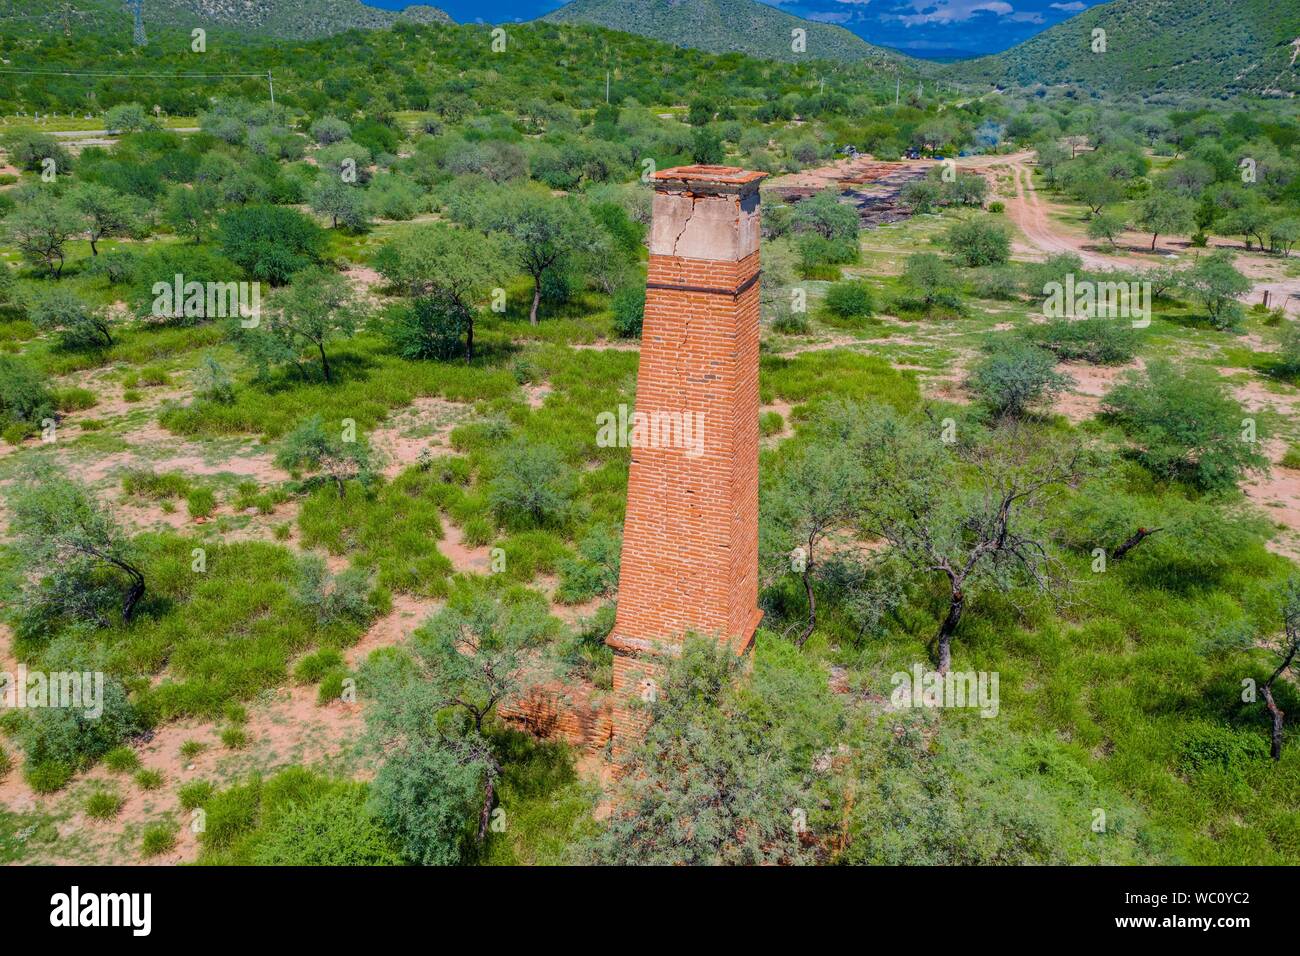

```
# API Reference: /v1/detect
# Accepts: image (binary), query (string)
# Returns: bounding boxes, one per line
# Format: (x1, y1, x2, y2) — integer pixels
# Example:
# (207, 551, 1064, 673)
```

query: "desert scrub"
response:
(103, 746, 140, 773)
(135, 768, 164, 791)
(121, 469, 191, 500)
(1281, 446, 1300, 470)
(0, 744, 10, 781)
(298, 470, 452, 595)
(85, 789, 125, 821)
(197, 769, 401, 865)
(140, 823, 176, 857)
(90, 537, 373, 720)
(54, 387, 97, 412)
(220, 727, 249, 750)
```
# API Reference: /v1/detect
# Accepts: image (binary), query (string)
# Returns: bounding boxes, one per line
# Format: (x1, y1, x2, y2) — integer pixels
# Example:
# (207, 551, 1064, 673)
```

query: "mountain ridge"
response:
(541, 0, 915, 66)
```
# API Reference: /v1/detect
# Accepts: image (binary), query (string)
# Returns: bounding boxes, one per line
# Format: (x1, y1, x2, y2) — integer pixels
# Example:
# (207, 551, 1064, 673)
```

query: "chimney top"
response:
(652, 165, 767, 196)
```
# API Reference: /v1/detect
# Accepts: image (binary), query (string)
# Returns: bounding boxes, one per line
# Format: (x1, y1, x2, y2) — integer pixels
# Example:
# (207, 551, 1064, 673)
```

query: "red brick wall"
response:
(607, 167, 765, 756)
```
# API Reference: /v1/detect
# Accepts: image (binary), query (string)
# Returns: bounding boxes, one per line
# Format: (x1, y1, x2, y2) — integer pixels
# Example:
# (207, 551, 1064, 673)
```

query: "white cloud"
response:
(897, 1, 1015, 27)
(1050, 2, 1087, 10)
(808, 10, 854, 21)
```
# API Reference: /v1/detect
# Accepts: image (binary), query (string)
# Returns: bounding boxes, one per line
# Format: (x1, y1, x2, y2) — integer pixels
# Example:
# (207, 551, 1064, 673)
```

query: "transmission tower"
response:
(131, 0, 145, 47)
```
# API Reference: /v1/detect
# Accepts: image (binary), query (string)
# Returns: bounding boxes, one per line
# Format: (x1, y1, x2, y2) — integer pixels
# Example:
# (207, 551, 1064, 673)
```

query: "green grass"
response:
(13, 535, 378, 722)
(84, 789, 125, 821)
(135, 768, 164, 791)
(140, 822, 177, 857)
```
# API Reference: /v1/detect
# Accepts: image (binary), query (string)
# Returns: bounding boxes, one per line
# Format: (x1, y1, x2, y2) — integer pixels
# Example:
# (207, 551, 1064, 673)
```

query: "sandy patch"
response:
(1052, 359, 1143, 425)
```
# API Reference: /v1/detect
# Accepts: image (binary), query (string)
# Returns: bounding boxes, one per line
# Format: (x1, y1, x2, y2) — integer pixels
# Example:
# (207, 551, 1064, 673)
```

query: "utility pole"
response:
(131, 0, 145, 47)
(268, 71, 275, 107)
(895, 75, 900, 106)
(605, 69, 610, 105)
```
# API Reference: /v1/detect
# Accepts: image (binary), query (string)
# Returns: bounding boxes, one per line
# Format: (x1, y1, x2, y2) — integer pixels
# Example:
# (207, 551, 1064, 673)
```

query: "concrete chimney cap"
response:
(651, 165, 767, 195)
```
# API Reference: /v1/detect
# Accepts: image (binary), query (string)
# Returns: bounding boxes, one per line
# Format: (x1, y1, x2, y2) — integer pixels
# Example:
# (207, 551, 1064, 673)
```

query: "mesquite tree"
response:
(10, 473, 147, 624)
(761, 439, 862, 648)
(848, 410, 1086, 674)
(1259, 579, 1300, 761)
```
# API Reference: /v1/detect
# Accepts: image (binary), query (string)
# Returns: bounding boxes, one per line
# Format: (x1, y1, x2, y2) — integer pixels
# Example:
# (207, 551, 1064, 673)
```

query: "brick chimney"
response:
(608, 165, 766, 756)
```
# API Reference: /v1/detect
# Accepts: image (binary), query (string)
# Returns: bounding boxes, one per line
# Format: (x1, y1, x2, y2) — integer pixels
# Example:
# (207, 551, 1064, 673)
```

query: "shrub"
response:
(824, 280, 875, 320)
(221, 727, 249, 750)
(966, 341, 1071, 418)
(556, 525, 621, 604)
(1103, 361, 1269, 491)
(610, 286, 645, 338)
(946, 219, 1011, 267)
(0, 355, 54, 429)
(487, 441, 576, 531)
(1175, 723, 1268, 782)
(386, 296, 465, 362)
(1026, 317, 1139, 365)
(216, 205, 324, 286)
(252, 784, 402, 866)
(135, 768, 164, 790)
(0, 744, 10, 781)
(368, 739, 483, 866)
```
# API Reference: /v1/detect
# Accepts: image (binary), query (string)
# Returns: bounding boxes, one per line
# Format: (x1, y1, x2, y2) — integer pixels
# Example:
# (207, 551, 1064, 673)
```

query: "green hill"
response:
(0, 0, 452, 41)
(542, 0, 913, 66)
(948, 0, 1300, 98)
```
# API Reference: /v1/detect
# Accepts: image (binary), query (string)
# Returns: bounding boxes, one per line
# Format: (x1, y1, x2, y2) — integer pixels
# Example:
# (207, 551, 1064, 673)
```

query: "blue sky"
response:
(363, 0, 1109, 58)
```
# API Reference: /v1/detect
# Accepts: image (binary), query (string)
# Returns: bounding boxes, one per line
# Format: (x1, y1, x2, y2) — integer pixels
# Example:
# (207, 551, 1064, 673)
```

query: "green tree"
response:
(309, 177, 368, 231)
(163, 184, 218, 243)
(590, 637, 835, 865)
(843, 408, 1083, 673)
(1086, 211, 1127, 249)
(480, 188, 596, 325)
(216, 205, 325, 286)
(9, 472, 148, 622)
(1183, 250, 1250, 330)
(4, 194, 84, 277)
(236, 266, 356, 382)
(374, 223, 506, 359)
(70, 183, 136, 256)
(30, 289, 113, 349)
(1103, 360, 1268, 491)
(1136, 189, 1194, 252)
(761, 439, 861, 647)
